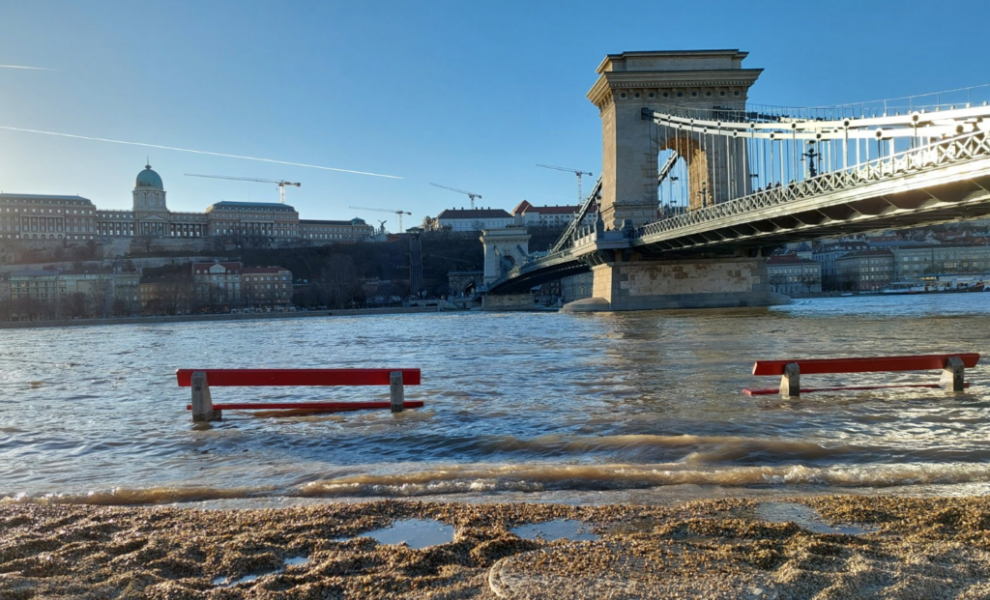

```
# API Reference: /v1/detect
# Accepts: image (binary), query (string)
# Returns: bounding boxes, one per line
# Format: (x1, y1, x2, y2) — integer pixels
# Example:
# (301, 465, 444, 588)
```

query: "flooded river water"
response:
(2, 294, 989, 506)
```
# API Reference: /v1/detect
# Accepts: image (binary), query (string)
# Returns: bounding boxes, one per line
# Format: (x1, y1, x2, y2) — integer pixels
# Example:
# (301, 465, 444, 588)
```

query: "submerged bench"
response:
(176, 368, 423, 422)
(743, 353, 980, 399)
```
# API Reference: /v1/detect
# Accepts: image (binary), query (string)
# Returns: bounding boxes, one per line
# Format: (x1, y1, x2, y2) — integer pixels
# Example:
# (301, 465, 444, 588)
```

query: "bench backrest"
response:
(176, 368, 421, 387)
(752, 354, 980, 376)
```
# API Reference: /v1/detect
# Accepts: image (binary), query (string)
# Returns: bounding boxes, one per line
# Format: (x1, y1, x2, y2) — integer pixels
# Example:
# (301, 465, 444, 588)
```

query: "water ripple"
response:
(1, 295, 989, 503)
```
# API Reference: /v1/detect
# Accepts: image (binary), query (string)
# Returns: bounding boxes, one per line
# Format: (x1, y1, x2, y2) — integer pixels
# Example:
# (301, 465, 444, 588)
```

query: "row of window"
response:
(1, 198, 89, 204)
(0, 217, 93, 231)
(213, 207, 295, 214)
(305, 232, 361, 240)
(769, 267, 819, 274)
(243, 284, 288, 290)
(900, 254, 990, 260)
(1, 207, 94, 215)
(0, 234, 94, 240)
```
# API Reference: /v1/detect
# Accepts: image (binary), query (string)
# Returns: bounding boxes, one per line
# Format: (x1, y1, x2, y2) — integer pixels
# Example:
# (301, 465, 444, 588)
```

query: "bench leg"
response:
(191, 371, 221, 422)
(940, 356, 965, 392)
(390, 371, 404, 413)
(780, 363, 800, 399)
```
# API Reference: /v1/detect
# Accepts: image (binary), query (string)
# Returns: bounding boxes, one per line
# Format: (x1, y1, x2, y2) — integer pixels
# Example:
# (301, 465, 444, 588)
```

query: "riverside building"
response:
(3, 268, 141, 319)
(766, 253, 823, 295)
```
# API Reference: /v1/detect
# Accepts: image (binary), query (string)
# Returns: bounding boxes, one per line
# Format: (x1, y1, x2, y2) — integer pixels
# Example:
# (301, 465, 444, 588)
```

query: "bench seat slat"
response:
(743, 382, 970, 396)
(752, 354, 980, 376)
(185, 401, 425, 411)
(176, 368, 421, 387)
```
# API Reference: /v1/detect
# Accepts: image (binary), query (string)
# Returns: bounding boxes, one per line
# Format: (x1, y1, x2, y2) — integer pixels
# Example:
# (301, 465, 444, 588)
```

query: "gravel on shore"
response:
(3, 495, 990, 599)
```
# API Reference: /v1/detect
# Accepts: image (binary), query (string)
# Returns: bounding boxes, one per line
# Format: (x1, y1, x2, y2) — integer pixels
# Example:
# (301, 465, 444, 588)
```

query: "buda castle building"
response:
(0, 164, 373, 256)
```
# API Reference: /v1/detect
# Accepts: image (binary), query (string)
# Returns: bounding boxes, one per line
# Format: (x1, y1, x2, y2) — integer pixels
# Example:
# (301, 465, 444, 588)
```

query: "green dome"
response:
(136, 164, 163, 189)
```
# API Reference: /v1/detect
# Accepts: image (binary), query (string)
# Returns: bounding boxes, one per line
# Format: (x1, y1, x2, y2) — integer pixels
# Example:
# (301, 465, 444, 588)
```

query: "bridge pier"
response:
(563, 255, 788, 312)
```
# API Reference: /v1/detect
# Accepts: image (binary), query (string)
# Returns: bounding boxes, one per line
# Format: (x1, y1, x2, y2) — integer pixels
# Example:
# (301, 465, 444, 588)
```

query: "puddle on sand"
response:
(362, 518, 456, 549)
(747, 502, 873, 535)
(511, 519, 600, 542)
(213, 573, 271, 587)
(283, 556, 309, 567)
(212, 556, 311, 587)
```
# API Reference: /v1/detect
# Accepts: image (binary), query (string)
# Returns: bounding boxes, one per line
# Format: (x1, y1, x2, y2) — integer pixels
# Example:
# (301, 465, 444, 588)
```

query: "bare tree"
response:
(799, 273, 820, 294)
(66, 292, 88, 319)
(88, 274, 113, 318)
(111, 297, 131, 317)
(162, 280, 194, 315)
(12, 296, 46, 321)
(319, 254, 359, 309)
(768, 274, 787, 293)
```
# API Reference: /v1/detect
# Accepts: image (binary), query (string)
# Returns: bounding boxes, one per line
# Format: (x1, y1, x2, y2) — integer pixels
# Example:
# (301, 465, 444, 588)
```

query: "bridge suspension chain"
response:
(549, 177, 602, 254)
(643, 99, 990, 216)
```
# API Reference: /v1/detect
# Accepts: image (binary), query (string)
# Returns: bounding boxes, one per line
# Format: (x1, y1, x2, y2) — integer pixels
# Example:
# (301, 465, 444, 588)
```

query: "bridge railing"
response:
(652, 83, 990, 124)
(638, 130, 990, 239)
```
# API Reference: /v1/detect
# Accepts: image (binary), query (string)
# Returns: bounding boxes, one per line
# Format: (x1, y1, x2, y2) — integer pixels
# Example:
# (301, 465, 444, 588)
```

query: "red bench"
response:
(743, 353, 980, 399)
(176, 368, 423, 421)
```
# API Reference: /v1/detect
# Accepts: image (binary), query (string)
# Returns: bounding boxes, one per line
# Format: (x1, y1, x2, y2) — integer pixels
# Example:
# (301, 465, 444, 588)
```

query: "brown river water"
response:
(1, 294, 989, 507)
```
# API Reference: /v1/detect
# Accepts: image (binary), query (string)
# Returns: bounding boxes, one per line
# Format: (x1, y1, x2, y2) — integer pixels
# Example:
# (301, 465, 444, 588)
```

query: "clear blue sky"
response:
(1, 0, 987, 230)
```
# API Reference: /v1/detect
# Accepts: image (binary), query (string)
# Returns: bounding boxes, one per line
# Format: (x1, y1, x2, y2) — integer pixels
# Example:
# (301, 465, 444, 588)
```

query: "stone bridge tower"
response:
(481, 227, 532, 284)
(587, 50, 762, 229)
(480, 226, 537, 310)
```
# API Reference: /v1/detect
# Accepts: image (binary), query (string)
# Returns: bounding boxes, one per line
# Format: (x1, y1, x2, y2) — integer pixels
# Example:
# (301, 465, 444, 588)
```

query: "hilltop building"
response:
(0, 164, 374, 256)
(511, 200, 598, 228)
(435, 208, 514, 232)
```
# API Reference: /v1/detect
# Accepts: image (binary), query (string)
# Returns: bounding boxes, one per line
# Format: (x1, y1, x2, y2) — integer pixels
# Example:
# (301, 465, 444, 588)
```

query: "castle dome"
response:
(135, 164, 164, 189)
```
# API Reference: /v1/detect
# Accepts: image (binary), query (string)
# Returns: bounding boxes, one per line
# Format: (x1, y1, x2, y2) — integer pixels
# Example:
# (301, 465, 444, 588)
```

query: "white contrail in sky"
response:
(0, 125, 404, 180)
(0, 65, 55, 71)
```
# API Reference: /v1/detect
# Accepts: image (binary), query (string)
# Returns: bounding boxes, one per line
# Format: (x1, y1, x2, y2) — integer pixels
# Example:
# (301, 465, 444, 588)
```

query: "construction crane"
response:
(430, 182, 482, 209)
(349, 206, 412, 231)
(536, 164, 593, 202)
(185, 174, 301, 204)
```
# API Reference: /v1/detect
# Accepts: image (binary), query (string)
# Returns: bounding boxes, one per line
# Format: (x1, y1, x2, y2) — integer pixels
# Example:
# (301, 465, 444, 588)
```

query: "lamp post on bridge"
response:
(803, 142, 819, 178)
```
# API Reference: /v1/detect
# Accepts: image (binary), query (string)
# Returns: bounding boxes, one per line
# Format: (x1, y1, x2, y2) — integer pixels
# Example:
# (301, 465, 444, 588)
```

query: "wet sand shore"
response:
(3, 496, 990, 599)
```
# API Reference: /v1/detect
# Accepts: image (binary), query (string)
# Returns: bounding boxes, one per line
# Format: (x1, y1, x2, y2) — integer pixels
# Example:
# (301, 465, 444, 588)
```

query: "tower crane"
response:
(185, 174, 301, 204)
(349, 206, 412, 231)
(430, 182, 482, 209)
(536, 164, 593, 202)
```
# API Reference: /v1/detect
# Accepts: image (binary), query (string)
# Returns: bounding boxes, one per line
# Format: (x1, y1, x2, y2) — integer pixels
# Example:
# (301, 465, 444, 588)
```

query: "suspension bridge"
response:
(484, 50, 990, 311)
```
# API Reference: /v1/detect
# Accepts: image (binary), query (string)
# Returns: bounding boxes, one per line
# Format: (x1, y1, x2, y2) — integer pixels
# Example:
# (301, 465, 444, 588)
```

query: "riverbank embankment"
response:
(0, 305, 454, 330)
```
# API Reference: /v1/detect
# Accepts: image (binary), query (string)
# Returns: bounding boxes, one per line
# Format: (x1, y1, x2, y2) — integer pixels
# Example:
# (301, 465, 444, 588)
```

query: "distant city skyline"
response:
(1, 0, 987, 230)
